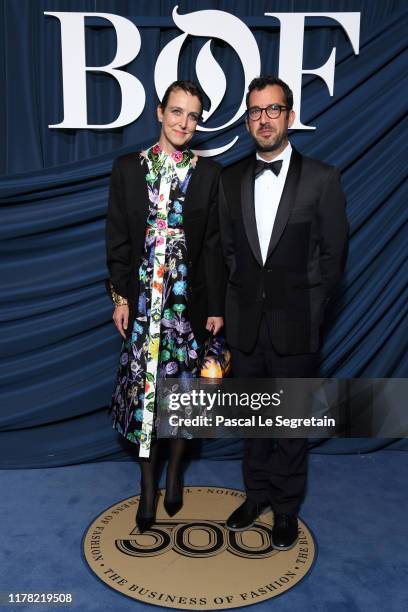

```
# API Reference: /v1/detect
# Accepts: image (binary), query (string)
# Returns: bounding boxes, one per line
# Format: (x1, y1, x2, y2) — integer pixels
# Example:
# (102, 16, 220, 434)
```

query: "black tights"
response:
(137, 439, 186, 517)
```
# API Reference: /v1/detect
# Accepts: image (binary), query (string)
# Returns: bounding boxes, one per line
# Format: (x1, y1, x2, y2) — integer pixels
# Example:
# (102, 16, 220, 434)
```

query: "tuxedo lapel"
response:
(266, 148, 302, 260)
(241, 157, 263, 267)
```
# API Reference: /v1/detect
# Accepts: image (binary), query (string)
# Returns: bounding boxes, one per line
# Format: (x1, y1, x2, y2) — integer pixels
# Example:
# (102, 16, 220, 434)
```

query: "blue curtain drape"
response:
(1, 0, 407, 468)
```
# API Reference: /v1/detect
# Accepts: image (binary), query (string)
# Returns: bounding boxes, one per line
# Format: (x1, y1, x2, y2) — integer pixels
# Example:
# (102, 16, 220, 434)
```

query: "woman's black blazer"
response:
(105, 152, 224, 342)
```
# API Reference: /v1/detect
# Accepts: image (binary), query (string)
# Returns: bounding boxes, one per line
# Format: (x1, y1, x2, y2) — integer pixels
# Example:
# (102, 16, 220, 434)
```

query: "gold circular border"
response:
(83, 487, 316, 609)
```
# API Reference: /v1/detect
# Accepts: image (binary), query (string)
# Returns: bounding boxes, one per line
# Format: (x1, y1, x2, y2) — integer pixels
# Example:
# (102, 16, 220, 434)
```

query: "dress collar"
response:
(144, 143, 194, 184)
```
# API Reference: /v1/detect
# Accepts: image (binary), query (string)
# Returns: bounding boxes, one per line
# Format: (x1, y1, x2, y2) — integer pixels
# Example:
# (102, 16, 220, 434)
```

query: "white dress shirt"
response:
(254, 142, 292, 264)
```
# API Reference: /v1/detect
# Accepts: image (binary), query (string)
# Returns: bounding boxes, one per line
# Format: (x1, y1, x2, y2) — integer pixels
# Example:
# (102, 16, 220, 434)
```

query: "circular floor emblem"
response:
(83, 487, 316, 609)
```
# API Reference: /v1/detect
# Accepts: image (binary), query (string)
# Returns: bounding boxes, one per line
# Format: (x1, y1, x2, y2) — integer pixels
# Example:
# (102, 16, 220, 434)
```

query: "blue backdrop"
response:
(1, 0, 407, 467)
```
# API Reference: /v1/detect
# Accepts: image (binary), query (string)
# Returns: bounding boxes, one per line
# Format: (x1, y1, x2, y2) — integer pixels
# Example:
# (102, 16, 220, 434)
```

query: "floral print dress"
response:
(110, 145, 200, 456)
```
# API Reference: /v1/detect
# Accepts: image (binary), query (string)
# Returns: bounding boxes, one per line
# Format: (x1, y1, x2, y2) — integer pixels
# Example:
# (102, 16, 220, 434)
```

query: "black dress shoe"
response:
(225, 500, 269, 532)
(271, 513, 298, 550)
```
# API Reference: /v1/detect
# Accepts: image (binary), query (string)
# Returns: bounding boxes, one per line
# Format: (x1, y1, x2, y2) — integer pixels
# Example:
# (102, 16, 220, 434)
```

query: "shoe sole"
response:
(271, 537, 298, 551)
(225, 520, 255, 532)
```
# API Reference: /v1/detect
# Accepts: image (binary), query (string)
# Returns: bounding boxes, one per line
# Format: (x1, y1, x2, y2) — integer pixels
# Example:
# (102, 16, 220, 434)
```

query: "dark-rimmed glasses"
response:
(247, 104, 289, 121)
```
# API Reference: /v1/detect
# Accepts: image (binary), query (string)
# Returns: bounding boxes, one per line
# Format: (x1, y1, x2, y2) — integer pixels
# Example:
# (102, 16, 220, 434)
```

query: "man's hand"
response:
(206, 316, 224, 336)
(113, 305, 129, 339)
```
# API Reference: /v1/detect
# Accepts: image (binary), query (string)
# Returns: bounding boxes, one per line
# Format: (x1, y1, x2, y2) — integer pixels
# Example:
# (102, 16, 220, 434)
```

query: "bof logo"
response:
(45, 6, 361, 154)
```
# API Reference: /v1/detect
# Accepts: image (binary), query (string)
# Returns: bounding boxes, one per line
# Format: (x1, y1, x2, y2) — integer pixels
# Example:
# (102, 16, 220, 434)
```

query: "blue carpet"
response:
(1, 453, 407, 611)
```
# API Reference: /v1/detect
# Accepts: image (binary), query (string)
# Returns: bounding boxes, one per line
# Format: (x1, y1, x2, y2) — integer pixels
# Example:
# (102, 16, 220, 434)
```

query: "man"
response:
(219, 76, 348, 550)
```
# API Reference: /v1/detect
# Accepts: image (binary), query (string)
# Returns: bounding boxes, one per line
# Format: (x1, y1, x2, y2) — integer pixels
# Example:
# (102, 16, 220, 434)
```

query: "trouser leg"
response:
(232, 315, 318, 513)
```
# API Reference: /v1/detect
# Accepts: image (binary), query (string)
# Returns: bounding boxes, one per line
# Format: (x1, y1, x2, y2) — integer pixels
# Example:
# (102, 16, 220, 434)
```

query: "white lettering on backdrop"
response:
(45, 7, 360, 155)
(45, 11, 145, 129)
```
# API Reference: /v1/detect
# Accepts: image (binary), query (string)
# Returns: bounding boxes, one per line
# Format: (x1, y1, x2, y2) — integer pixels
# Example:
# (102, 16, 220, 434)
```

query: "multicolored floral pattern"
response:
(145, 144, 194, 185)
(110, 144, 199, 456)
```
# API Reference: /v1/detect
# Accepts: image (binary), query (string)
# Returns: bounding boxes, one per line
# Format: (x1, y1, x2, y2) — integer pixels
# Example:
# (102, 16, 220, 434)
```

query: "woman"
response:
(105, 80, 224, 532)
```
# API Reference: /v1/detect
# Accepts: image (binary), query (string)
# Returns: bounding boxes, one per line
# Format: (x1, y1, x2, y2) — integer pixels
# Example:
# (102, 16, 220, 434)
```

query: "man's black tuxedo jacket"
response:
(219, 148, 348, 355)
(105, 152, 224, 342)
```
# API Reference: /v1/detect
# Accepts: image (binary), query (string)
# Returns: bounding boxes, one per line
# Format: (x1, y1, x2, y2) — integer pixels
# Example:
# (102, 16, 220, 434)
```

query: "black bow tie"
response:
(255, 159, 283, 178)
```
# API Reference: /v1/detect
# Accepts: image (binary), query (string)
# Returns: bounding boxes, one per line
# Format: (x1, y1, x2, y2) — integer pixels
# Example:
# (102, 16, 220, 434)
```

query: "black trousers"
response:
(231, 315, 318, 515)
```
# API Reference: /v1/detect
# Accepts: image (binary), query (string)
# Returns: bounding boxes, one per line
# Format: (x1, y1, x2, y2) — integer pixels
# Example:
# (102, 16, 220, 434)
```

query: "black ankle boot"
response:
(164, 473, 183, 517)
(136, 445, 159, 533)
(163, 495, 183, 517)
(164, 439, 186, 516)
(136, 491, 157, 533)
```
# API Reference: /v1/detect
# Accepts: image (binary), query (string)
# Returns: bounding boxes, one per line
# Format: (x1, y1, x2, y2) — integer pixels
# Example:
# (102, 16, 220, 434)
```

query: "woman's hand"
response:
(206, 316, 224, 336)
(113, 305, 129, 339)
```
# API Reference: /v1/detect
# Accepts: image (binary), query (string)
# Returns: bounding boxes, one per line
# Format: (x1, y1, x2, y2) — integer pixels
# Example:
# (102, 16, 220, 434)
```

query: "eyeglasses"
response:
(247, 104, 289, 121)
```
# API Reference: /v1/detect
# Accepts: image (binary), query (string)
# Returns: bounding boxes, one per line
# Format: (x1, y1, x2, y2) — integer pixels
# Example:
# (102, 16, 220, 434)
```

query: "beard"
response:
(253, 131, 286, 153)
